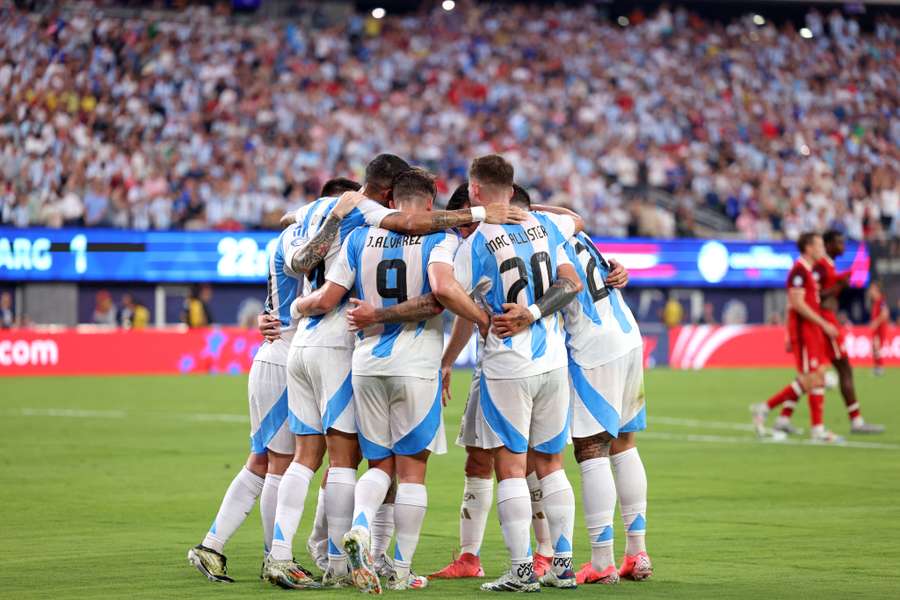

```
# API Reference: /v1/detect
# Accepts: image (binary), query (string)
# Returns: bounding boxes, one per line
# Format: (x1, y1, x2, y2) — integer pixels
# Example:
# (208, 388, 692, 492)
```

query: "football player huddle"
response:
(188, 154, 651, 593)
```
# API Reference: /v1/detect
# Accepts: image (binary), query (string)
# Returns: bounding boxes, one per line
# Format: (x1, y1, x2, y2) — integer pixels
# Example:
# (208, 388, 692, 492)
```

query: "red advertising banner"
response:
(669, 325, 899, 369)
(0, 327, 263, 376)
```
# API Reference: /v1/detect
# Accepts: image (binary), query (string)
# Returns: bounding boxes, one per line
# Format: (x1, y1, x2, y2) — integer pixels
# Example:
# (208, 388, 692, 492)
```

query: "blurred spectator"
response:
(698, 302, 718, 325)
(0, 4, 897, 239)
(662, 295, 684, 328)
(92, 290, 117, 325)
(183, 284, 213, 328)
(0, 291, 15, 328)
(119, 293, 150, 329)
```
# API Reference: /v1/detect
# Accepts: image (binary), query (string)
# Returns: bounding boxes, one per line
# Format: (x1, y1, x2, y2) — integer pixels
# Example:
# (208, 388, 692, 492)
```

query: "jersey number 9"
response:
(376, 259, 408, 304)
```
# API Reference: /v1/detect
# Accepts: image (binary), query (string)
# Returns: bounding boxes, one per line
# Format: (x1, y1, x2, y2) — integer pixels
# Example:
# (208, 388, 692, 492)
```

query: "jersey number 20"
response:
(499, 251, 552, 305)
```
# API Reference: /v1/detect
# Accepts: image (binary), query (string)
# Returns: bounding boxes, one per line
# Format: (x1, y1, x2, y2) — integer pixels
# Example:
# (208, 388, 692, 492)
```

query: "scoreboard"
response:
(0, 227, 870, 288)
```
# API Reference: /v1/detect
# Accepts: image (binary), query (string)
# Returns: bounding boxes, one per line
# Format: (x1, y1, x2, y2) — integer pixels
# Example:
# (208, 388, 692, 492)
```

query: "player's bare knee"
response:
(246, 452, 269, 477)
(611, 432, 636, 455)
(530, 449, 565, 479)
(493, 447, 527, 480)
(465, 447, 494, 479)
(396, 451, 429, 484)
(266, 451, 293, 475)
(573, 433, 611, 463)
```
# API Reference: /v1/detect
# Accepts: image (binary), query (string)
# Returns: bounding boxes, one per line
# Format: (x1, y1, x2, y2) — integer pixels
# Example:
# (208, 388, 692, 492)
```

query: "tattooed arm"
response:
(492, 263, 582, 338)
(379, 203, 527, 235)
(345, 294, 444, 331)
(289, 192, 362, 275)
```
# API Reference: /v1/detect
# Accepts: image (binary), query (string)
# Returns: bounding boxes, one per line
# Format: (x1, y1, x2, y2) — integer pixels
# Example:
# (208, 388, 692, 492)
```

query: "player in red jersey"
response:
(869, 281, 889, 376)
(752, 233, 843, 443)
(772, 231, 883, 434)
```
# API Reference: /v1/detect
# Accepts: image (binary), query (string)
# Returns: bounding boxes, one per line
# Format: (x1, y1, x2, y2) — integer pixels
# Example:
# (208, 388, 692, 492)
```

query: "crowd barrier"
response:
(0, 325, 894, 376)
(668, 325, 899, 369)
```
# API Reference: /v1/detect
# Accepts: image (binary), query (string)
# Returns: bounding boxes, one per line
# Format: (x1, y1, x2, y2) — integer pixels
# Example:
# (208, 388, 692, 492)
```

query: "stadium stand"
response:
(0, 3, 897, 239)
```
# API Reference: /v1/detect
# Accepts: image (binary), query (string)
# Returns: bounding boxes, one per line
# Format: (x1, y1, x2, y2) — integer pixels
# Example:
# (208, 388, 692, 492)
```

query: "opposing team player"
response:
(188, 216, 307, 583)
(753, 233, 843, 443)
(768, 231, 883, 434)
(870, 281, 889, 376)
(454, 155, 584, 592)
(263, 155, 526, 589)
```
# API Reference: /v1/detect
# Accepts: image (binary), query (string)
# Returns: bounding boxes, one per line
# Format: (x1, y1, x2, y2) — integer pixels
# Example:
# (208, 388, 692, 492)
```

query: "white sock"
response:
(308, 486, 328, 565)
(269, 462, 314, 560)
(351, 468, 392, 549)
(579, 457, 616, 570)
(526, 472, 553, 558)
(260, 473, 282, 555)
(610, 448, 647, 556)
(460, 476, 493, 556)
(371, 502, 394, 560)
(540, 469, 575, 575)
(325, 467, 356, 574)
(393, 483, 428, 579)
(202, 467, 264, 553)
(497, 478, 533, 573)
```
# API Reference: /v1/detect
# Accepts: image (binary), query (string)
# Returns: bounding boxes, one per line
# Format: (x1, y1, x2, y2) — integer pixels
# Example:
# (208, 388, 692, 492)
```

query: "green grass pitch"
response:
(1, 368, 899, 599)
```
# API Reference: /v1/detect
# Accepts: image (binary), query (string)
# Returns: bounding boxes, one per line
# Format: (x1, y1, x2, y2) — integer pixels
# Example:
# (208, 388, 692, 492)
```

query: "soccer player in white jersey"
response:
(454, 155, 585, 592)
(188, 220, 308, 583)
(291, 168, 492, 592)
(498, 224, 652, 584)
(262, 155, 526, 589)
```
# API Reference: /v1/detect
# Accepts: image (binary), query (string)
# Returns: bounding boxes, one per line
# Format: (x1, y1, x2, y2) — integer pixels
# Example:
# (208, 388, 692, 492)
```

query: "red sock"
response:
(808, 389, 825, 427)
(846, 402, 860, 420)
(766, 380, 801, 410)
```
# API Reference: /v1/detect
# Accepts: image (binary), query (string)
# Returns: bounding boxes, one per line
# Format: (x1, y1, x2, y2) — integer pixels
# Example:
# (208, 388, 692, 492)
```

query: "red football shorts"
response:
(792, 324, 828, 374)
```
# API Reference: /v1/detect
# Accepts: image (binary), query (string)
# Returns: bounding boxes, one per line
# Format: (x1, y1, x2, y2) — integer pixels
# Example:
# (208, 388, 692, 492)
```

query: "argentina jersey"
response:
(288, 196, 396, 349)
(454, 211, 576, 379)
(254, 223, 304, 365)
(327, 227, 459, 378)
(562, 232, 642, 368)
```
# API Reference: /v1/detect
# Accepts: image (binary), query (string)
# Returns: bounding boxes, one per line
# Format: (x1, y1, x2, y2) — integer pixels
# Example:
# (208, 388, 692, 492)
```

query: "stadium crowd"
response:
(0, 3, 897, 239)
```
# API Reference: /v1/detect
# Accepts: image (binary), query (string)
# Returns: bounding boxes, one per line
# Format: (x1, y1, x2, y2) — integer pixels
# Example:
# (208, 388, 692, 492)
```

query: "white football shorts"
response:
(456, 365, 485, 448)
(286, 345, 355, 436)
(478, 367, 570, 454)
(352, 373, 447, 460)
(569, 345, 646, 439)
(248, 349, 294, 455)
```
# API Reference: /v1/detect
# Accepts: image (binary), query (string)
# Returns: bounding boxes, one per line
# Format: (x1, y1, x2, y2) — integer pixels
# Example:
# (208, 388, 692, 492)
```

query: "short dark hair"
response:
(446, 182, 470, 211)
(469, 154, 514, 188)
(823, 229, 844, 245)
(511, 183, 531, 209)
(797, 232, 820, 254)
(320, 177, 361, 197)
(365, 154, 410, 195)
(391, 167, 436, 204)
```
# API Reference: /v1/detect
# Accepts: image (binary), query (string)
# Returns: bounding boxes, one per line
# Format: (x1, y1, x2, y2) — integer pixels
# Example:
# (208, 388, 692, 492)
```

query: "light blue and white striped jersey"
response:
(562, 232, 642, 369)
(256, 222, 305, 364)
(328, 227, 459, 378)
(454, 211, 576, 379)
(288, 196, 396, 349)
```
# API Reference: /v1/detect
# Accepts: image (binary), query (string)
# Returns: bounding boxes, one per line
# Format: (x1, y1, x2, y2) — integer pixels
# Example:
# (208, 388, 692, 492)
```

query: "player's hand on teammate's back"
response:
(333, 191, 366, 218)
(606, 259, 629, 288)
(346, 298, 377, 332)
(491, 303, 534, 338)
(484, 203, 528, 224)
(440, 364, 452, 406)
(257, 312, 281, 342)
